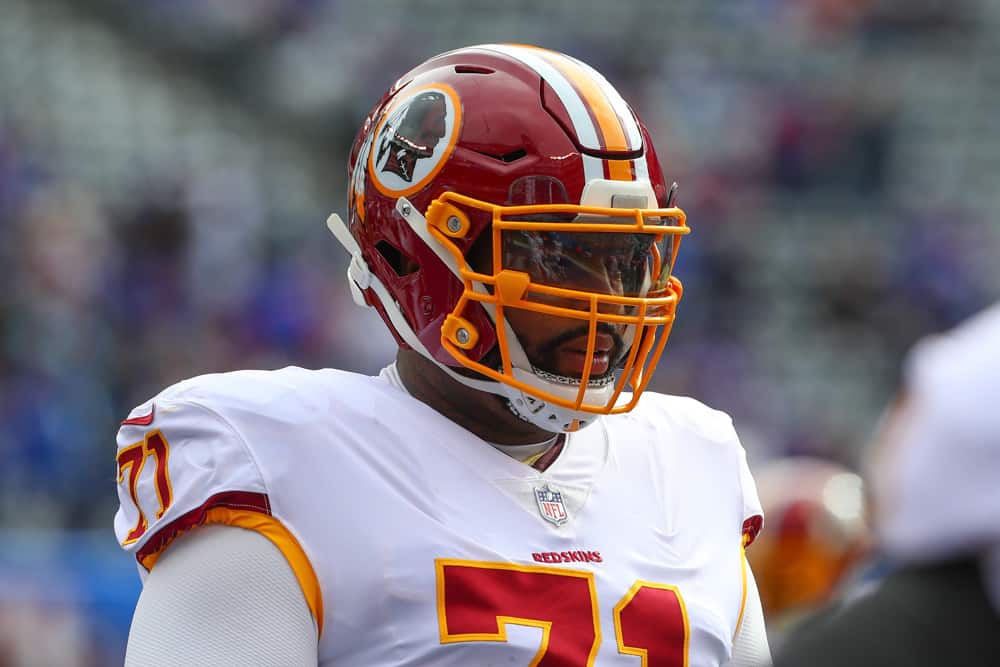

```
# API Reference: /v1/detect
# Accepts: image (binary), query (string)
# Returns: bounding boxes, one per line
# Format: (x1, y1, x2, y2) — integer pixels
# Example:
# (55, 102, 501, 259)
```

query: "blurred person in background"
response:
(114, 44, 771, 666)
(774, 302, 1000, 667)
(747, 457, 870, 650)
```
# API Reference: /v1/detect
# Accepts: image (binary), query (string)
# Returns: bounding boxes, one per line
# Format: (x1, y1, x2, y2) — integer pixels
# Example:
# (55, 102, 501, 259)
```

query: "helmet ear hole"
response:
(375, 240, 419, 277)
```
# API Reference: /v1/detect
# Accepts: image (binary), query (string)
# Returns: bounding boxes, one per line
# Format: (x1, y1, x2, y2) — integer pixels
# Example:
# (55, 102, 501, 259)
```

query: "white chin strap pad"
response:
(499, 367, 620, 432)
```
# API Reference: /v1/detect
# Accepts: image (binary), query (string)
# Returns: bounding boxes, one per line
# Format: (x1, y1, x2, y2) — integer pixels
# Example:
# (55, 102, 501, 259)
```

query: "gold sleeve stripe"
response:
(140, 507, 324, 636)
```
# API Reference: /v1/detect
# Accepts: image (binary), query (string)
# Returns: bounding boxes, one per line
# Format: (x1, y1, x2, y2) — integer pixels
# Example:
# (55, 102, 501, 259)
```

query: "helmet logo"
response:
(369, 84, 461, 197)
(376, 91, 445, 182)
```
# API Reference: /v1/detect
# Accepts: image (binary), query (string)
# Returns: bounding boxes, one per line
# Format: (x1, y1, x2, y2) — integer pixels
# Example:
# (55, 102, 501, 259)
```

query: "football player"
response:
(116, 44, 770, 666)
(774, 302, 1000, 666)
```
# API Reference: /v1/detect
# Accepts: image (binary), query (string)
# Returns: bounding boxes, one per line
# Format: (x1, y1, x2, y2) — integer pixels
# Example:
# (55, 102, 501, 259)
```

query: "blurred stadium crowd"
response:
(1, 0, 998, 662)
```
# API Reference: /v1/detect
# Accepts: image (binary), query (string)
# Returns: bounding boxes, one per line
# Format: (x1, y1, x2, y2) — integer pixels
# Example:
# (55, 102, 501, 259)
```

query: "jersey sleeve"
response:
(114, 394, 269, 573)
(114, 379, 325, 634)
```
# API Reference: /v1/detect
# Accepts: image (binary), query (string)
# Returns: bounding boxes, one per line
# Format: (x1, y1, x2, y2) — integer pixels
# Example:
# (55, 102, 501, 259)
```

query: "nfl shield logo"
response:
(534, 485, 568, 526)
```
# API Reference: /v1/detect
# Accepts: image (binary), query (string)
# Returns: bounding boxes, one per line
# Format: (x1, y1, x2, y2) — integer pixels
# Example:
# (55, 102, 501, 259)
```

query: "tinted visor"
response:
(501, 223, 675, 298)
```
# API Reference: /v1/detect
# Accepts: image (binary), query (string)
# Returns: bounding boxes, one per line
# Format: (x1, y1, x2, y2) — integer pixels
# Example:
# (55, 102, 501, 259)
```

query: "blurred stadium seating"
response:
(1, 0, 997, 661)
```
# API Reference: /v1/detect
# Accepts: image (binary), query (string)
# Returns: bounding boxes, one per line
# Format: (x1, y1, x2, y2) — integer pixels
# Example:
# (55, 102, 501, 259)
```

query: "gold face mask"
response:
(426, 190, 689, 422)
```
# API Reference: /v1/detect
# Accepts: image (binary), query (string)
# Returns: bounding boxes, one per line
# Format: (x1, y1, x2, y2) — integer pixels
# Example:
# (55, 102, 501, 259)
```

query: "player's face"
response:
(472, 227, 664, 380)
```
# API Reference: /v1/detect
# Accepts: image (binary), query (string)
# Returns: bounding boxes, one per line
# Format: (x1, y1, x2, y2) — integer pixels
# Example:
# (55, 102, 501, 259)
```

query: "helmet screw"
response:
(456, 328, 471, 344)
(400, 203, 412, 216)
(447, 216, 462, 233)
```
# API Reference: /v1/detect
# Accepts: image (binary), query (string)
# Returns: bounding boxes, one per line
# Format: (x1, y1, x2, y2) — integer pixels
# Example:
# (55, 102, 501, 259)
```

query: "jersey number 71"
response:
(117, 431, 173, 544)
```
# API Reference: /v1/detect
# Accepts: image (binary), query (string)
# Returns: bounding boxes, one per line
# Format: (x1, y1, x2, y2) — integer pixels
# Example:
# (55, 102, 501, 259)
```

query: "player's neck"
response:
(395, 348, 559, 446)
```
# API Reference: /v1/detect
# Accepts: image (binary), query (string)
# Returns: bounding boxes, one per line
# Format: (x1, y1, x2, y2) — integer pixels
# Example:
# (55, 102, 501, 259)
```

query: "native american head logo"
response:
(369, 86, 461, 195)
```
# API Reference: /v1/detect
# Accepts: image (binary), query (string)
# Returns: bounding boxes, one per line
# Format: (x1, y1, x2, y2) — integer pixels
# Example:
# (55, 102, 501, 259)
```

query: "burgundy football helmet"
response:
(328, 44, 689, 431)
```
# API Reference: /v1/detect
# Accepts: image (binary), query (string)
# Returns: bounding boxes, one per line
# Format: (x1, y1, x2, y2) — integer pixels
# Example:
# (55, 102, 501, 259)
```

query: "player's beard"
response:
(529, 322, 627, 385)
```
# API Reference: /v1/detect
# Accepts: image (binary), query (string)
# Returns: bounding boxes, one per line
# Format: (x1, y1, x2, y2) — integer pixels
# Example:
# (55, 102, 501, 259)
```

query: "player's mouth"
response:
(559, 333, 616, 377)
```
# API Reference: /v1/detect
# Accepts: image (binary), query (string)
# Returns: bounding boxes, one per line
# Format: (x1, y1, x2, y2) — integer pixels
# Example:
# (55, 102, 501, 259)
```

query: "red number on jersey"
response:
(436, 560, 690, 665)
(436, 560, 600, 666)
(116, 430, 174, 544)
(614, 582, 689, 666)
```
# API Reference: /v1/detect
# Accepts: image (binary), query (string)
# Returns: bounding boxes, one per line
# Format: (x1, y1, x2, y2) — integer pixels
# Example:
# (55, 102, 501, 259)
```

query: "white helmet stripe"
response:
(582, 154, 605, 183)
(567, 55, 643, 151)
(633, 154, 650, 182)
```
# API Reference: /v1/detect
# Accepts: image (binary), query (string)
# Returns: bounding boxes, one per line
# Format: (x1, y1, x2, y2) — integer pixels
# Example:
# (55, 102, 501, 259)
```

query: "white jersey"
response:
(115, 366, 763, 666)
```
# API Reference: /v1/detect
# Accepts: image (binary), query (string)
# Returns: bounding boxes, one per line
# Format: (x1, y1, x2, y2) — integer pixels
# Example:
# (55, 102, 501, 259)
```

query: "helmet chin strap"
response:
(498, 368, 618, 432)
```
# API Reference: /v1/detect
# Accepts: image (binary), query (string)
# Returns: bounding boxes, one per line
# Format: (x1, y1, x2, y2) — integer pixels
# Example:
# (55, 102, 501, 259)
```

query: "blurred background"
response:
(0, 0, 997, 663)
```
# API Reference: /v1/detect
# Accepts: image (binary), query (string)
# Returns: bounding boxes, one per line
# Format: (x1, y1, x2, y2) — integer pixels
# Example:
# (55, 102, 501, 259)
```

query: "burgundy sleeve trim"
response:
(135, 490, 271, 568)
